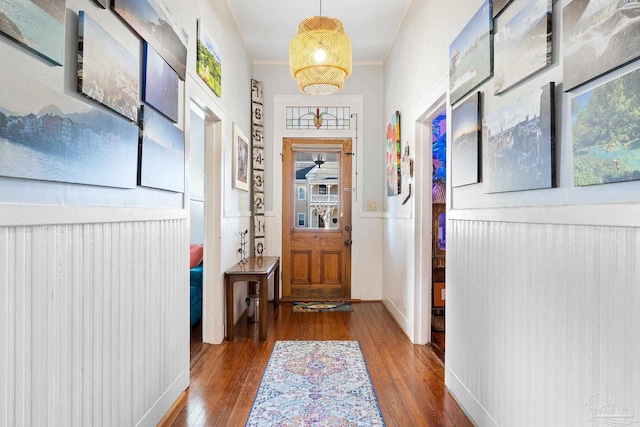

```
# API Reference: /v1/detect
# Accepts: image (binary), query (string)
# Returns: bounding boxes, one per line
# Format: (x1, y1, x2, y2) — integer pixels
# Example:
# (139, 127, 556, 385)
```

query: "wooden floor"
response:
(162, 302, 472, 427)
(431, 330, 446, 362)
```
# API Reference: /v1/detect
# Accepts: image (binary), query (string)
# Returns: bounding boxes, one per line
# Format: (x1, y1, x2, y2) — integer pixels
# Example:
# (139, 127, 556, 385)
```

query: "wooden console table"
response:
(224, 256, 280, 341)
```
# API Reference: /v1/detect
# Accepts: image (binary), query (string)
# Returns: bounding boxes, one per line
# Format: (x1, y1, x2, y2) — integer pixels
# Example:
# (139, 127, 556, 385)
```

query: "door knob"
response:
(345, 225, 351, 231)
(344, 239, 352, 246)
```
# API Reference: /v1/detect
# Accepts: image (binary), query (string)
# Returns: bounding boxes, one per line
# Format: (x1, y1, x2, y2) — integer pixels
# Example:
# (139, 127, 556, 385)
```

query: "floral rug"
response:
(292, 301, 354, 313)
(246, 341, 385, 426)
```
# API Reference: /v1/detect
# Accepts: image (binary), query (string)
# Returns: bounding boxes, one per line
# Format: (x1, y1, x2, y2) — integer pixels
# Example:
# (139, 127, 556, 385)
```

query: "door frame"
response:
(187, 76, 225, 345)
(271, 95, 364, 300)
(281, 138, 353, 300)
(412, 74, 448, 345)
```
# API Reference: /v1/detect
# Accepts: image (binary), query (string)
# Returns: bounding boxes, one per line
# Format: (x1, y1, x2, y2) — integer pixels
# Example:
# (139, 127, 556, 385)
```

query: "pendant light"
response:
(289, 0, 352, 95)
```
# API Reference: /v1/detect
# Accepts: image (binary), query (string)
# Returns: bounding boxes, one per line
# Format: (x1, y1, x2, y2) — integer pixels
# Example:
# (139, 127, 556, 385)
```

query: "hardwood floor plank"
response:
(162, 302, 473, 427)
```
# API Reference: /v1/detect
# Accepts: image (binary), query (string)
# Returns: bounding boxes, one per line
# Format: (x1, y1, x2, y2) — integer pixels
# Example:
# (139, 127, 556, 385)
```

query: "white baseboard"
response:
(381, 298, 412, 340)
(445, 368, 499, 427)
(136, 370, 189, 427)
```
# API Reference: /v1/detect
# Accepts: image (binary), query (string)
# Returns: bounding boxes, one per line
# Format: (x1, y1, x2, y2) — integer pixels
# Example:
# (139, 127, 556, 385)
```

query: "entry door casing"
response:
(282, 138, 352, 300)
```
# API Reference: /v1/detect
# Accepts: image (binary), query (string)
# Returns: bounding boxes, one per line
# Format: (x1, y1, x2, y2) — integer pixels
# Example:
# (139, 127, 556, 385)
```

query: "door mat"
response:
(292, 301, 354, 313)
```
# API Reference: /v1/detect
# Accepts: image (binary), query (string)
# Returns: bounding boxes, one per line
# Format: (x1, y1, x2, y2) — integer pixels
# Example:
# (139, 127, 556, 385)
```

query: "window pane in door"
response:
(293, 151, 339, 229)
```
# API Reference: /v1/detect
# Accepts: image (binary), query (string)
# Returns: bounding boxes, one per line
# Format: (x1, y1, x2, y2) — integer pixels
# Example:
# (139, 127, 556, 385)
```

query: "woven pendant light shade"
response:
(289, 15, 352, 95)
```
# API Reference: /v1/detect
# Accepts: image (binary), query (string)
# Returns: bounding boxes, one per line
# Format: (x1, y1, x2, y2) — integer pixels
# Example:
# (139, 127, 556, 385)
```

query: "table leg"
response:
(273, 264, 280, 309)
(225, 277, 234, 341)
(259, 275, 267, 340)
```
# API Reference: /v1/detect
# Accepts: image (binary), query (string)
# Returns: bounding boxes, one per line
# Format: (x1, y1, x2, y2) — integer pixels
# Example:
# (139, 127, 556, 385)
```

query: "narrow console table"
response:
(224, 256, 280, 341)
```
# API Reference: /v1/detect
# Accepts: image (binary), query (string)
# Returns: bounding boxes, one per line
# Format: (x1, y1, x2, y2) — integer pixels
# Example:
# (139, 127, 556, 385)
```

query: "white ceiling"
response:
(226, 0, 413, 63)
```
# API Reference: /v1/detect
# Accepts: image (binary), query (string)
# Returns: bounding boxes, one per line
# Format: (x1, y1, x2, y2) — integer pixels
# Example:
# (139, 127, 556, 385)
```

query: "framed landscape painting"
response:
(572, 68, 640, 186)
(232, 123, 250, 192)
(78, 11, 139, 122)
(451, 92, 481, 187)
(111, 0, 188, 79)
(0, 68, 139, 188)
(197, 20, 222, 97)
(142, 42, 179, 123)
(563, 0, 640, 91)
(494, 0, 552, 95)
(449, 0, 493, 105)
(139, 106, 185, 192)
(0, 0, 66, 65)
(484, 83, 555, 193)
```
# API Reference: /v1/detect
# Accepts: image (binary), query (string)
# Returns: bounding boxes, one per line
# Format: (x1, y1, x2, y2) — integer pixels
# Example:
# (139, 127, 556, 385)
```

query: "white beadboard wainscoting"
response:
(0, 216, 189, 427)
(446, 219, 640, 427)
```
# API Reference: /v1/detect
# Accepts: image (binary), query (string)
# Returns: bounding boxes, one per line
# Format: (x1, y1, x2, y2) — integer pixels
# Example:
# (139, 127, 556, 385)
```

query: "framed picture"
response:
(111, 0, 188, 80)
(451, 92, 481, 187)
(494, 0, 552, 95)
(386, 111, 401, 196)
(232, 123, 250, 192)
(196, 20, 222, 97)
(139, 106, 185, 192)
(572, 68, 640, 186)
(431, 112, 447, 184)
(484, 83, 555, 193)
(0, 67, 139, 188)
(91, 0, 107, 8)
(78, 11, 139, 122)
(142, 42, 179, 123)
(449, 0, 493, 105)
(0, 0, 65, 65)
(563, 0, 640, 91)
(493, 0, 514, 18)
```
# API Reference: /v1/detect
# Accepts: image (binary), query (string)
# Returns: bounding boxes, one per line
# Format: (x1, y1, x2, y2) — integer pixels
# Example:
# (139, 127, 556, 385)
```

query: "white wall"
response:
(253, 64, 386, 300)
(0, 0, 254, 424)
(384, 0, 640, 425)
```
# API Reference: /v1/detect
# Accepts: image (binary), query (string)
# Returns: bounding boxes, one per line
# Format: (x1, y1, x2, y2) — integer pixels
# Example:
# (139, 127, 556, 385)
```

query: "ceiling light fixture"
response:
(289, 0, 352, 95)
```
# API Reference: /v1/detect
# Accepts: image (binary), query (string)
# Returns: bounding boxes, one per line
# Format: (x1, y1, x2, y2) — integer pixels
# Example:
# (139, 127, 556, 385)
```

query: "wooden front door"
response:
(282, 138, 352, 300)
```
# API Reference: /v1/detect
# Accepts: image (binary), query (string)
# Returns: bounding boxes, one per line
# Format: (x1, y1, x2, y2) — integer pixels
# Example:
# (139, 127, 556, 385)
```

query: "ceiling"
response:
(226, 0, 414, 64)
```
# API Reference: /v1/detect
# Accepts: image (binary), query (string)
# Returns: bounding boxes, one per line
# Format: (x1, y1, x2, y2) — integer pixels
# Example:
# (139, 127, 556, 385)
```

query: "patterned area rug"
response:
(246, 341, 385, 426)
(292, 301, 354, 313)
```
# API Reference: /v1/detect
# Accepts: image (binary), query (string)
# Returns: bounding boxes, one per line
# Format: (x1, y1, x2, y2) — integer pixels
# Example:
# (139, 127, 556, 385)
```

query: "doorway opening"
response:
(187, 90, 224, 366)
(189, 101, 206, 360)
(281, 138, 353, 301)
(413, 78, 447, 360)
(430, 111, 447, 361)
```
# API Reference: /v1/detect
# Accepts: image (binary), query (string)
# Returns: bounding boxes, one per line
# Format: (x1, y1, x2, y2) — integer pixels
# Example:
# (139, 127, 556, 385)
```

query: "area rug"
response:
(292, 301, 354, 313)
(246, 340, 385, 426)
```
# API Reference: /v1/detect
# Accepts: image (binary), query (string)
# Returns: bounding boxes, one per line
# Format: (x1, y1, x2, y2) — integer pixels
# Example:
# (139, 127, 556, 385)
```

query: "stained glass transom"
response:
(286, 107, 351, 130)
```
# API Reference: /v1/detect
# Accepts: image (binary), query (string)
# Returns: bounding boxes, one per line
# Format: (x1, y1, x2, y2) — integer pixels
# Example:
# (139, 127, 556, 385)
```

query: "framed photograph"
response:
(232, 123, 250, 192)
(78, 11, 139, 122)
(572, 68, 640, 186)
(142, 42, 179, 123)
(0, 0, 65, 65)
(451, 92, 481, 187)
(563, 0, 640, 91)
(0, 67, 139, 188)
(449, 0, 493, 105)
(111, 0, 188, 80)
(197, 20, 222, 97)
(91, 0, 107, 8)
(139, 106, 185, 192)
(484, 83, 555, 193)
(386, 111, 401, 196)
(494, 0, 552, 95)
(493, 0, 515, 18)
